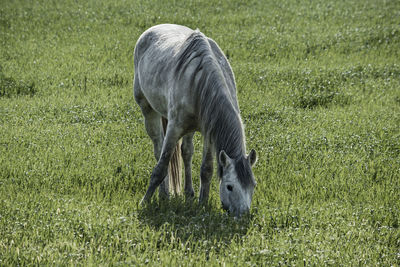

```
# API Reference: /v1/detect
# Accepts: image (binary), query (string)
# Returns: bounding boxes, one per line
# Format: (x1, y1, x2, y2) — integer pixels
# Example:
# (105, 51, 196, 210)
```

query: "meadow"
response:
(1, 0, 399, 265)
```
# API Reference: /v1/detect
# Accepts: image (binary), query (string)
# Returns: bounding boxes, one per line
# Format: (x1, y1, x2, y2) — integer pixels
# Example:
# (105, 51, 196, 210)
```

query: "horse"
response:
(133, 24, 257, 217)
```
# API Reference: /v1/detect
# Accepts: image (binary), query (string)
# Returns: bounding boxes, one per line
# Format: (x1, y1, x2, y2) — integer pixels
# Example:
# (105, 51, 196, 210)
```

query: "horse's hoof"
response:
(158, 188, 170, 200)
(184, 189, 195, 199)
(158, 193, 170, 201)
(198, 197, 209, 206)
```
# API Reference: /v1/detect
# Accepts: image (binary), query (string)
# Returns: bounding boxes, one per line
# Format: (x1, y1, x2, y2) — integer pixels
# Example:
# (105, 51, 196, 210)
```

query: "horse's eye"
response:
(227, 185, 233, 191)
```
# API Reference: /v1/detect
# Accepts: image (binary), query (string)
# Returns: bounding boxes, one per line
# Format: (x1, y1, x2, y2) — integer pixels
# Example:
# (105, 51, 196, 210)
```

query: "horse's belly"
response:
(142, 86, 169, 116)
(137, 65, 170, 117)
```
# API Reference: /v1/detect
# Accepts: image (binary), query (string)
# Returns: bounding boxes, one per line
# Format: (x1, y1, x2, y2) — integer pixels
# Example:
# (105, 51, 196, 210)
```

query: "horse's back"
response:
(134, 24, 237, 127)
(134, 24, 193, 68)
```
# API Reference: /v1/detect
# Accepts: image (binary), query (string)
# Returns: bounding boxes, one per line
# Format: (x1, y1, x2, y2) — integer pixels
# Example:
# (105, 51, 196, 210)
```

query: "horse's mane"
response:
(175, 31, 253, 186)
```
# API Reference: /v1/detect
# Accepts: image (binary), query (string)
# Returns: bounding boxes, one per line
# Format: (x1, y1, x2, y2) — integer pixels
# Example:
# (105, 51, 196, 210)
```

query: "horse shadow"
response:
(137, 196, 253, 245)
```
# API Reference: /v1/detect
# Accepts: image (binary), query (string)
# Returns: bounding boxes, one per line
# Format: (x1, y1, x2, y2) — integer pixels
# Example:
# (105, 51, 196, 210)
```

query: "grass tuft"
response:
(0, 70, 36, 97)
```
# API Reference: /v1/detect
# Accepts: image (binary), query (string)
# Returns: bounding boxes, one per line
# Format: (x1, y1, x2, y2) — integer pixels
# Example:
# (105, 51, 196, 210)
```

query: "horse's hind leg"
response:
(134, 79, 169, 199)
(199, 139, 214, 204)
(141, 121, 183, 204)
(139, 106, 170, 198)
(181, 133, 195, 198)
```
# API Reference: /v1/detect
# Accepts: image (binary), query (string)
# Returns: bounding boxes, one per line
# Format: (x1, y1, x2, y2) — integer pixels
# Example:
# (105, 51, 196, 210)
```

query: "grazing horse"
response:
(134, 24, 257, 217)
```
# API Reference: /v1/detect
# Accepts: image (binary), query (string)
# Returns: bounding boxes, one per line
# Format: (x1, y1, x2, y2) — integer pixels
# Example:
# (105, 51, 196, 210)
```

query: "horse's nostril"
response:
(221, 202, 229, 212)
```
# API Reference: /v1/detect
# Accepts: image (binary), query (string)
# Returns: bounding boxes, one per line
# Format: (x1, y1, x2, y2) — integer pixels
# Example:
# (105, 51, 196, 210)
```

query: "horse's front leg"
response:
(140, 122, 183, 204)
(199, 139, 214, 204)
(181, 133, 195, 198)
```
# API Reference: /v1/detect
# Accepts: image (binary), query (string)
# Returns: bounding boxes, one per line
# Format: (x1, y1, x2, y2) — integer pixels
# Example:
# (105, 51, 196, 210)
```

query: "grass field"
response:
(1, 0, 399, 265)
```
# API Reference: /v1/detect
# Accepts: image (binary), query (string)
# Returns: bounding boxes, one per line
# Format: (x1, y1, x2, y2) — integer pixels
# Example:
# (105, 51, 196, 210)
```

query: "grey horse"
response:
(134, 24, 257, 217)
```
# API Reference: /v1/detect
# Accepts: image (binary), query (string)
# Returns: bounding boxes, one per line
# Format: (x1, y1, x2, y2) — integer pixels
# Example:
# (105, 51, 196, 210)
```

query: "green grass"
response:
(1, 0, 399, 265)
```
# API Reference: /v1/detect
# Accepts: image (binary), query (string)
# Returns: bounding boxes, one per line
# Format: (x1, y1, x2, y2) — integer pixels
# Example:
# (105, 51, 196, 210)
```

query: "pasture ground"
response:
(1, 0, 399, 265)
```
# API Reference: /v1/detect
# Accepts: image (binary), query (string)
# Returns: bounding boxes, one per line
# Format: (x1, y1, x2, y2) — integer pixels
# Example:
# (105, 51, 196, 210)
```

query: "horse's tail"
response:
(162, 117, 182, 195)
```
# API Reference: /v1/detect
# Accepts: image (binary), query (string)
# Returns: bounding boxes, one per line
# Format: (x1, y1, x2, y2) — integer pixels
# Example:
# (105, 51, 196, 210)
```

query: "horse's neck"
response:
(196, 60, 245, 158)
(210, 102, 246, 159)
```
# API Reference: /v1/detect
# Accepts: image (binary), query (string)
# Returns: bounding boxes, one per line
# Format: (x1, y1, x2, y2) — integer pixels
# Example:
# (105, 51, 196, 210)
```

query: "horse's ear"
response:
(248, 149, 257, 166)
(219, 150, 230, 168)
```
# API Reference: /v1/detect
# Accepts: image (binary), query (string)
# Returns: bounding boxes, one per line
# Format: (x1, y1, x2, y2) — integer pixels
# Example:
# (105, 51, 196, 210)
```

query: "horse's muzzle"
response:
(221, 202, 250, 217)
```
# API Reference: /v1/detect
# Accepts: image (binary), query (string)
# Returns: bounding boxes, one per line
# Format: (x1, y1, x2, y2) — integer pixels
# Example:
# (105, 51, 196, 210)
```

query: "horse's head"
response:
(218, 149, 257, 217)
